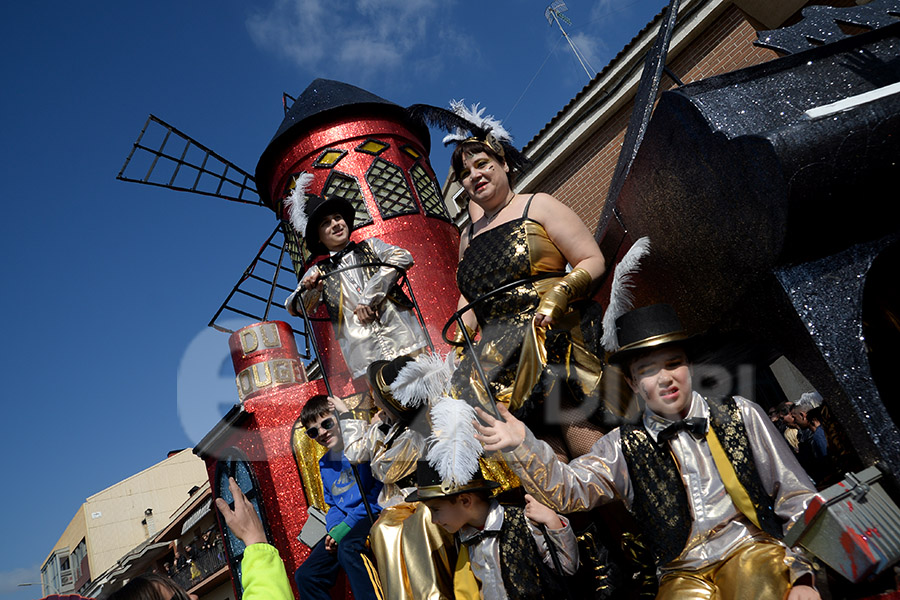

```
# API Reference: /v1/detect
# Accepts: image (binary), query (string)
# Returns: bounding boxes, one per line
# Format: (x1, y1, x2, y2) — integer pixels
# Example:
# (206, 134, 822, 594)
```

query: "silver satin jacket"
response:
(339, 417, 424, 507)
(459, 499, 579, 600)
(503, 392, 817, 582)
(285, 238, 426, 379)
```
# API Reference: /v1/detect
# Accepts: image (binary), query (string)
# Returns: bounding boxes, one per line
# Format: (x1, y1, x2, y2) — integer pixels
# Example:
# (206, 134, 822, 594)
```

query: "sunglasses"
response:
(306, 417, 336, 439)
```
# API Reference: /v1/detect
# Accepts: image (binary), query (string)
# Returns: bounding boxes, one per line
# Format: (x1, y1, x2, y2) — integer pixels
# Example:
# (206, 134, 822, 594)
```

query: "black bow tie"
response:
(328, 241, 357, 265)
(657, 417, 707, 443)
(462, 529, 500, 547)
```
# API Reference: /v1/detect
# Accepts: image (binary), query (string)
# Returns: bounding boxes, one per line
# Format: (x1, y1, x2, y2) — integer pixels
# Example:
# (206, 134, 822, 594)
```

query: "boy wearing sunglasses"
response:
(295, 395, 383, 600)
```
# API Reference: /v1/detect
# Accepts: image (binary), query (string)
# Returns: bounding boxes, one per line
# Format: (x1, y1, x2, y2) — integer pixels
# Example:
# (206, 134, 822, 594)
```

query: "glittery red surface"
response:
(229, 321, 302, 371)
(261, 112, 460, 385)
(228, 321, 307, 402)
(204, 108, 462, 599)
(264, 117, 428, 210)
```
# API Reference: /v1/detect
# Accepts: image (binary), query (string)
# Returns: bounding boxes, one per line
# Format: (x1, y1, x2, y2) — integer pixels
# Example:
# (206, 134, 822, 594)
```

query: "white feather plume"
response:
(390, 352, 455, 408)
(284, 172, 314, 235)
(449, 99, 512, 144)
(442, 128, 469, 145)
(601, 236, 651, 352)
(427, 396, 482, 486)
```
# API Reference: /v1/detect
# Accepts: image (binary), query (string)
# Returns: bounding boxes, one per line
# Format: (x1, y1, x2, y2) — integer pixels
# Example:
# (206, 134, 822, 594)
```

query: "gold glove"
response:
(536, 267, 592, 323)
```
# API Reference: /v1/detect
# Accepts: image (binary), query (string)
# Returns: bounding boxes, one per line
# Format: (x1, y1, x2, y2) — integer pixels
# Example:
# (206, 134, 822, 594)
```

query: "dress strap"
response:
(523, 194, 537, 218)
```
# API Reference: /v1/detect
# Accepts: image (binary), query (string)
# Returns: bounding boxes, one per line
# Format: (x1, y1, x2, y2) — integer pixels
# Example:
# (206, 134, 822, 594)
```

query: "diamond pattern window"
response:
(410, 163, 450, 220)
(367, 158, 419, 219)
(281, 221, 310, 277)
(323, 171, 373, 228)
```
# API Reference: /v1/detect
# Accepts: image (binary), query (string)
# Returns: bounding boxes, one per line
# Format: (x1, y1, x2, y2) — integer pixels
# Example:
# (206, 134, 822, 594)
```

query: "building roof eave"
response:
(518, 0, 731, 191)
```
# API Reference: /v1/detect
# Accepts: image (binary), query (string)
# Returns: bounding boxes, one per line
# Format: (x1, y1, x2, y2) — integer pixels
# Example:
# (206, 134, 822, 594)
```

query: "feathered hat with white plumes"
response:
(388, 351, 483, 488)
(283, 172, 355, 256)
(601, 237, 699, 367)
(406, 100, 528, 175)
(601, 236, 652, 354)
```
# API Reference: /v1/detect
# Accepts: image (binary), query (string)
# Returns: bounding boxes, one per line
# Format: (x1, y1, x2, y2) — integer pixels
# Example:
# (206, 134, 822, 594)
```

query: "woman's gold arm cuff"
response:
(536, 267, 592, 322)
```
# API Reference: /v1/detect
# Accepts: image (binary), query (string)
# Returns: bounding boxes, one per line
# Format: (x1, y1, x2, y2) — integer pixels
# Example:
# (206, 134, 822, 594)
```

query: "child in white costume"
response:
(476, 304, 820, 600)
(285, 189, 425, 379)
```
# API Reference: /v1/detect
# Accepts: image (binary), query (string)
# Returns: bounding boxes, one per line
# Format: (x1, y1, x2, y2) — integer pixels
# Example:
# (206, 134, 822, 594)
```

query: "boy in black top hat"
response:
(284, 185, 426, 379)
(407, 461, 578, 600)
(476, 304, 820, 600)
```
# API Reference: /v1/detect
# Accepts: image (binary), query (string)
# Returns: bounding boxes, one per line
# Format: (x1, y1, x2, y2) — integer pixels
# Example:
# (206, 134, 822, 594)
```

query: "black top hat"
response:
(607, 304, 697, 368)
(304, 194, 356, 256)
(367, 355, 418, 420)
(404, 460, 500, 502)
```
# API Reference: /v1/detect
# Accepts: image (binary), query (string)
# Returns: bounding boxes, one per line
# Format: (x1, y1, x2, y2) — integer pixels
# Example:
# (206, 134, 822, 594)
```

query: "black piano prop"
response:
(596, 0, 900, 588)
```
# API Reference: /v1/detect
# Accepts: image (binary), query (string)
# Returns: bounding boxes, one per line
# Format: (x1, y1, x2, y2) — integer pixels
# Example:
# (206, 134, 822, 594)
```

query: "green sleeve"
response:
(328, 521, 352, 544)
(240, 543, 293, 600)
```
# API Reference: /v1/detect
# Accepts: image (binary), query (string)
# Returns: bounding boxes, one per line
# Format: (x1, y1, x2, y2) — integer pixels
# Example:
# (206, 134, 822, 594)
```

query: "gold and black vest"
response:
(620, 396, 783, 566)
(498, 505, 566, 600)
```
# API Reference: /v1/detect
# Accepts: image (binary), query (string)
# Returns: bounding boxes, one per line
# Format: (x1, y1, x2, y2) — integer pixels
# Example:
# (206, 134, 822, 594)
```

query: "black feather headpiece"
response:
(406, 100, 528, 175)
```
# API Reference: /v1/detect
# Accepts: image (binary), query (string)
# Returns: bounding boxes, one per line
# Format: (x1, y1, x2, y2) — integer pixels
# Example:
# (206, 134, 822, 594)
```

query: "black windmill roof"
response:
(255, 78, 431, 205)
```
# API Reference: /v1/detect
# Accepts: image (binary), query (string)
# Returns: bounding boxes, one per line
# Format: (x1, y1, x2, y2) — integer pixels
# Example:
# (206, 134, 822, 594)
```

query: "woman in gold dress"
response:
(447, 118, 612, 459)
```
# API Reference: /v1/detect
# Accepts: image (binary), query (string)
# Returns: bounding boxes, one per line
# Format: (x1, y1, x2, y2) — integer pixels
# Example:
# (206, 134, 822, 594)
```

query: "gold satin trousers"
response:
(657, 541, 791, 600)
(369, 502, 456, 600)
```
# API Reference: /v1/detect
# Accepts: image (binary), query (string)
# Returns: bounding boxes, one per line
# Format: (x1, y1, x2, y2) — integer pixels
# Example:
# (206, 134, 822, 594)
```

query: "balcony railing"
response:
(170, 541, 227, 591)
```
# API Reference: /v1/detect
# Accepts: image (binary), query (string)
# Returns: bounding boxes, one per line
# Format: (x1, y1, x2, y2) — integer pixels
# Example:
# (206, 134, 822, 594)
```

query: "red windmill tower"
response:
(118, 79, 460, 598)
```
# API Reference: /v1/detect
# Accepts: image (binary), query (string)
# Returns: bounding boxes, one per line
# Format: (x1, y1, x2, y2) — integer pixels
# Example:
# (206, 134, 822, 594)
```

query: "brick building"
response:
(443, 0, 860, 229)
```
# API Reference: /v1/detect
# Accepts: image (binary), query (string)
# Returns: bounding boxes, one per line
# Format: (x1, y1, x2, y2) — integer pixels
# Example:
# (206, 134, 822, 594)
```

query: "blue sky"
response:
(0, 1, 665, 597)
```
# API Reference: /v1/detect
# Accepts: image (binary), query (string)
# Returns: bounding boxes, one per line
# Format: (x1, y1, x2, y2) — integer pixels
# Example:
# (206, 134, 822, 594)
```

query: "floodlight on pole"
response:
(544, 1, 595, 79)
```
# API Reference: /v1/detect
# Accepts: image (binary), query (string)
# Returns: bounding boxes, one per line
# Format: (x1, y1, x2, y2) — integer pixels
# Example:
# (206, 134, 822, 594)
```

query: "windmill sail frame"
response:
(117, 115, 263, 206)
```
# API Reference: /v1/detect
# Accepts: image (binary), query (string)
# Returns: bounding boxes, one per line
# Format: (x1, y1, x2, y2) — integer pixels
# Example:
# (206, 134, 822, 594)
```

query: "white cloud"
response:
(246, 0, 457, 82)
(589, 0, 617, 24)
(569, 31, 607, 75)
(0, 565, 41, 595)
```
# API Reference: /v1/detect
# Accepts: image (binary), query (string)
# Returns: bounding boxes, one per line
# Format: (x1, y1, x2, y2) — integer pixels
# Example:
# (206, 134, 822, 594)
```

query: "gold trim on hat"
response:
(414, 479, 499, 500)
(617, 331, 689, 353)
(611, 331, 691, 365)
(375, 365, 407, 414)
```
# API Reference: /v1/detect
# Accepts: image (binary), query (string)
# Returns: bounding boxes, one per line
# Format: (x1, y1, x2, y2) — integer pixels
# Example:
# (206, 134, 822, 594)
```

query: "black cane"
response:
(538, 522, 575, 600)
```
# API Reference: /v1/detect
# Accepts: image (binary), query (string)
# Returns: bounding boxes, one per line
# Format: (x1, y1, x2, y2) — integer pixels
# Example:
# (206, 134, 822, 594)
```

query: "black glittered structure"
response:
(756, 0, 900, 55)
(255, 78, 431, 204)
(597, 13, 900, 487)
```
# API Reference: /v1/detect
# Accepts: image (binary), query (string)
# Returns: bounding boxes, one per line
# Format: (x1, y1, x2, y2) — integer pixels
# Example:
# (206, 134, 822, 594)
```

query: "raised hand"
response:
(524, 494, 563, 530)
(215, 477, 267, 546)
(473, 403, 526, 452)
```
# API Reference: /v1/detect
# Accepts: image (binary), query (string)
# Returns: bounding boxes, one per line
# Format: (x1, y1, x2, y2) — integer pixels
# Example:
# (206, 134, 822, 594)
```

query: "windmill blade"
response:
(598, 0, 681, 239)
(117, 114, 263, 206)
(209, 222, 313, 359)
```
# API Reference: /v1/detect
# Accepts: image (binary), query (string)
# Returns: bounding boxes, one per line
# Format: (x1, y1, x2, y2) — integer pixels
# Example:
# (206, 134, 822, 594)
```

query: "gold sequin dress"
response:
(453, 214, 609, 452)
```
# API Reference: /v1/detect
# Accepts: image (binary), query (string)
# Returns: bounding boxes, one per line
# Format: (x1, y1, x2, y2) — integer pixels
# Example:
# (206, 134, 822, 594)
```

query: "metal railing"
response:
(170, 541, 227, 591)
(441, 271, 566, 418)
